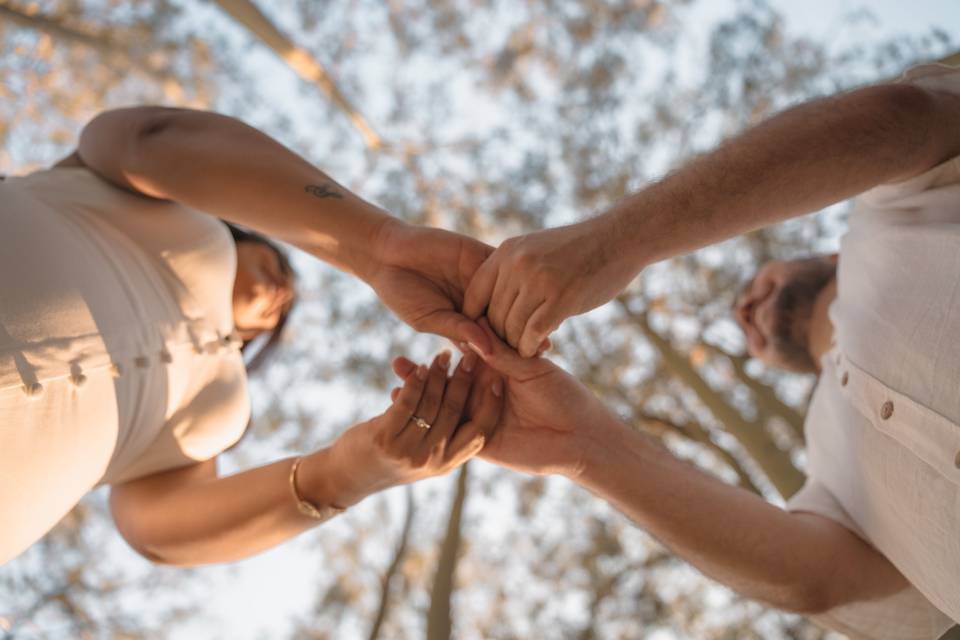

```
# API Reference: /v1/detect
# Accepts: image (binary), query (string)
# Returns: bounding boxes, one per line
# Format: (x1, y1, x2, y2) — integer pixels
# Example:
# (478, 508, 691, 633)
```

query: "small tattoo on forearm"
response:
(305, 183, 343, 199)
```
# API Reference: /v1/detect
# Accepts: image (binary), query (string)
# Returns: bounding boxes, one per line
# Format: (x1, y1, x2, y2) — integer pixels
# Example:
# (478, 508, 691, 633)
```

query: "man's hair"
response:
(767, 257, 836, 373)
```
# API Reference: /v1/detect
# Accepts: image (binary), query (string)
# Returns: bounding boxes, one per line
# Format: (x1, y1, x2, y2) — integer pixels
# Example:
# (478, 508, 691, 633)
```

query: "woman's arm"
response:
(76, 106, 495, 351)
(77, 106, 387, 280)
(110, 350, 502, 566)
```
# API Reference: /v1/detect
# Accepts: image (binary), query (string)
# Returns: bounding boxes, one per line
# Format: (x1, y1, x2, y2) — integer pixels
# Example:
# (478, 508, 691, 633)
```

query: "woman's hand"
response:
(309, 350, 504, 508)
(366, 221, 496, 354)
(394, 321, 617, 478)
(462, 218, 640, 357)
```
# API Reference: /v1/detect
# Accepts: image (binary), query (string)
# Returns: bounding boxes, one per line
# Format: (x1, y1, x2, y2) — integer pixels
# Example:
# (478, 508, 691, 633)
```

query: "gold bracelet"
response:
(289, 456, 346, 520)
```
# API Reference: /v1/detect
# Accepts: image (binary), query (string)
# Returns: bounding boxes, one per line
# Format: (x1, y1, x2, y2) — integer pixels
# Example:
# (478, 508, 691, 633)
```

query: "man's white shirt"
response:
(786, 64, 960, 639)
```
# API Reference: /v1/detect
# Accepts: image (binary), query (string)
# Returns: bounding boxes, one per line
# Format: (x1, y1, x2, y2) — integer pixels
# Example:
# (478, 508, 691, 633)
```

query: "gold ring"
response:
(412, 416, 432, 430)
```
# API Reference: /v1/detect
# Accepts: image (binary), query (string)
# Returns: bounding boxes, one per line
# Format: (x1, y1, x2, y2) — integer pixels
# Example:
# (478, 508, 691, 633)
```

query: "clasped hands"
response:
(324, 215, 638, 504)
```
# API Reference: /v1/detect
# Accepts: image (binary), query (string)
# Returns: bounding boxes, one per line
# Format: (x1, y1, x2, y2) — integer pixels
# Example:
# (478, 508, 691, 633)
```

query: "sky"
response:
(173, 2, 960, 639)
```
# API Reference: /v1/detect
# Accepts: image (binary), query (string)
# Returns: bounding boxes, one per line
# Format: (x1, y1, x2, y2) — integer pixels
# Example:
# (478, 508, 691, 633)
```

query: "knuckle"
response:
(536, 266, 563, 290)
(437, 402, 461, 421)
(529, 316, 553, 336)
(396, 395, 418, 415)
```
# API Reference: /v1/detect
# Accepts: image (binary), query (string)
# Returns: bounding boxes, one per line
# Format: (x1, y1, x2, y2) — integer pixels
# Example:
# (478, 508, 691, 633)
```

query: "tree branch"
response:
(212, 0, 383, 150)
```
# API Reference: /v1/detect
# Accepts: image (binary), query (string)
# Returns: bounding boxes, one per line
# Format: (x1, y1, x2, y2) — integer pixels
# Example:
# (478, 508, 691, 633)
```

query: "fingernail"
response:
(416, 364, 428, 380)
(491, 379, 503, 397)
(438, 350, 451, 370)
(461, 350, 476, 373)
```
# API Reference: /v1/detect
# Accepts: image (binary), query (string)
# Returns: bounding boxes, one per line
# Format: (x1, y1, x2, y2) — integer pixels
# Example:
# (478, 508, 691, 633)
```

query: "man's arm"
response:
(574, 416, 907, 613)
(465, 80, 960, 356)
(605, 81, 960, 265)
(464, 325, 908, 613)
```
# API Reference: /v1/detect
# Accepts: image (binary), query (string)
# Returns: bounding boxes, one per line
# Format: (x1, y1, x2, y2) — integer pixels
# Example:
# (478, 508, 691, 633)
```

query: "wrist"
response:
(565, 413, 636, 485)
(364, 216, 413, 284)
(590, 207, 650, 279)
(298, 445, 368, 510)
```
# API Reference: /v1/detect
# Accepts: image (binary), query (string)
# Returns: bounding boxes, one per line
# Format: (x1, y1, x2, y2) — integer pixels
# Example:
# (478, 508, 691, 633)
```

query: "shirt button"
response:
(880, 401, 894, 420)
(160, 349, 173, 364)
(71, 373, 87, 387)
(111, 363, 123, 378)
(22, 382, 44, 397)
(840, 372, 849, 386)
(135, 355, 150, 368)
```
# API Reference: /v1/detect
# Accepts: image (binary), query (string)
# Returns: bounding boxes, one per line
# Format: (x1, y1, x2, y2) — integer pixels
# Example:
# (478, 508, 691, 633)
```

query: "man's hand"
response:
(367, 221, 495, 354)
(393, 319, 616, 477)
(462, 218, 640, 357)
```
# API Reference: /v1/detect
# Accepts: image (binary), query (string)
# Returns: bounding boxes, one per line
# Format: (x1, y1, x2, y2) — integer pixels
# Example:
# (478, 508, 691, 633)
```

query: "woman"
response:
(0, 107, 503, 566)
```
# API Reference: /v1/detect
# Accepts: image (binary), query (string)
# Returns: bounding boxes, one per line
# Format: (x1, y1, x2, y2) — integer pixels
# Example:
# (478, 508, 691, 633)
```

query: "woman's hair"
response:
(224, 222, 297, 374)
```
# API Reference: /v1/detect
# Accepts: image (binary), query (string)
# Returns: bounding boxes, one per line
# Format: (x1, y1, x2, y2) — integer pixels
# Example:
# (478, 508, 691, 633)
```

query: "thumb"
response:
(422, 309, 491, 355)
(469, 318, 551, 381)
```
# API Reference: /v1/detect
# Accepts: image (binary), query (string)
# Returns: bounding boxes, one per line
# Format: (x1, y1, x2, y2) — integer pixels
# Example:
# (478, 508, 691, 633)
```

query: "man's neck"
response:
(808, 277, 838, 372)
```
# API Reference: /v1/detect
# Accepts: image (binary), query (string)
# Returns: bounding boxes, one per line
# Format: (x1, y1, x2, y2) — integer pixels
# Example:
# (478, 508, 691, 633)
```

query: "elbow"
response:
(858, 82, 946, 180)
(123, 535, 199, 568)
(762, 579, 837, 615)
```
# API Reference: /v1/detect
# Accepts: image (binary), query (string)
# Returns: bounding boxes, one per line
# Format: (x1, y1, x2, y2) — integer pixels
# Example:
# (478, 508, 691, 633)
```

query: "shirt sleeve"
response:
(857, 63, 960, 212)
(786, 479, 956, 640)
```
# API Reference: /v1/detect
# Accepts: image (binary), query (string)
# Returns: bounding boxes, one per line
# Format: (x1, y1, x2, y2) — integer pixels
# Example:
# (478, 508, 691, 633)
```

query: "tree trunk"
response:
(619, 301, 806, 498)
(703, 341, 806, 444)
(211, 0, 383, 150)
(0, 2, 180, 87)
(367, 487, 416, 640)
(426, 464, 470, 640)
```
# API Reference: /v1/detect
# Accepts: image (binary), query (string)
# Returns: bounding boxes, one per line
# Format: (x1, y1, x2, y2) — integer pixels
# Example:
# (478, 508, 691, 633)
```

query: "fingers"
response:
(396, 350, 450, 440)
(425, 351, 476, 447)
(392, 356, 417, 379)
(446, 374, 503, 466)
(504, 293, 546, 352)
(384, 361, 429, 435)
(418, 310, 490, 357)
(462, 253, 500, 320)
(485, 267, 516, 340)
(518, 302, 558, 358)
(469, 319, 551, 381)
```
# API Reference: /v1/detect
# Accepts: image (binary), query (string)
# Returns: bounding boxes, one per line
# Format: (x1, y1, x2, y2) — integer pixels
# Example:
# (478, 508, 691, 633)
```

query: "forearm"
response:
(110, 448, 356, 566)
(78, 107, 397, 280)
(572, 417, 907, 613)
(601, 83, 960, 270)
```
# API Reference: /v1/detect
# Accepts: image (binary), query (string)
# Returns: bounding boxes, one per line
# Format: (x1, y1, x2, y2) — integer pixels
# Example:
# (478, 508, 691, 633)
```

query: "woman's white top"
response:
(0, 168, 250, 563)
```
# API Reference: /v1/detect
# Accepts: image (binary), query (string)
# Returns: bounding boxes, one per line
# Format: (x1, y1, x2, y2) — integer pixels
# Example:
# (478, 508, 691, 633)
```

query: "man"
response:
(457, 63, 960, 638)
